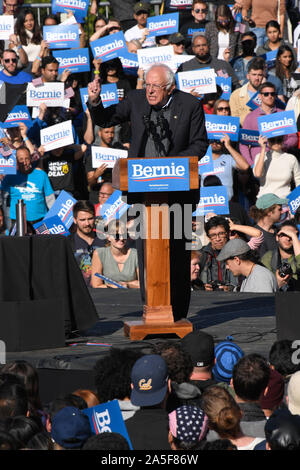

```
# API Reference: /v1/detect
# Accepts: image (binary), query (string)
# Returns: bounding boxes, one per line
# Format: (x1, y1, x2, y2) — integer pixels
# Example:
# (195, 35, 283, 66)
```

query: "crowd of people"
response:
(1, 334, 300, 451)
(0, 0, 300, 452)
(0, 0, 299, 293)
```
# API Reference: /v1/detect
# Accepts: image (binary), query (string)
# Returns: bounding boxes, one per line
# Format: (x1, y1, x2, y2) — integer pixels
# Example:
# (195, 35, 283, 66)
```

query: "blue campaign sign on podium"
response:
(127, 158, 190, 192)
(82, 400, 133, 449)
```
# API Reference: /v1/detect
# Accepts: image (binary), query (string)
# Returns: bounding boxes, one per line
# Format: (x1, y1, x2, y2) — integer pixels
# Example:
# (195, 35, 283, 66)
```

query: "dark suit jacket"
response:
(88, 88, 208, 160)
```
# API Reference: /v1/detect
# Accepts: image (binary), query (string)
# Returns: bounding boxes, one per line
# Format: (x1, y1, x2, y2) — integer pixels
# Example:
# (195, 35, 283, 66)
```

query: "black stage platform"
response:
(5, 289, 278, 405)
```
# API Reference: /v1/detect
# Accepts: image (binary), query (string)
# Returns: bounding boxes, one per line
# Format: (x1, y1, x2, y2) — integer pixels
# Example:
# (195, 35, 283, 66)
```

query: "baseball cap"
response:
(217, 238, 250, 262)
(256, 193, 288, 210)
(212, 338, 244, 384)
(169, 32, 185, 44)
(169, 405, 208, 443)
(180, 330, 214, 367)
(51, 406, 92, 449)
(133, 2, 150, 13)
(130, 354, 169, 406)
(288, 371, 300, 415)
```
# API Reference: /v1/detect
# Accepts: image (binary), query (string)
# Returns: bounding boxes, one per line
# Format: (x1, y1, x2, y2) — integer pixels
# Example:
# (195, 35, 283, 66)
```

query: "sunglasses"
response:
(108, 26, 121, 32)
(261, 91, 276, 97)
(4, 58, 17, 63)
(217, 106, 230, 112)
(194, 8, 207, 13)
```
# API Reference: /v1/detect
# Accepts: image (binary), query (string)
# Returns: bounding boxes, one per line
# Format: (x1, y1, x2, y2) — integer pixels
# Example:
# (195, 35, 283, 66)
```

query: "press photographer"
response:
(261, 220, 300, 291)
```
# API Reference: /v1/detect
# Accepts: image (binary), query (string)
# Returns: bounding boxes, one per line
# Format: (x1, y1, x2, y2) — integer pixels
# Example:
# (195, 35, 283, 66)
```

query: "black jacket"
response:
(88, 88, 208, 160)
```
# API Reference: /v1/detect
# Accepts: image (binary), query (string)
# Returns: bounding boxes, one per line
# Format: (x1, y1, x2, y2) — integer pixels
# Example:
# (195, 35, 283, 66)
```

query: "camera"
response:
(210, 281, 225, 290)
(278, 261, 293, 278)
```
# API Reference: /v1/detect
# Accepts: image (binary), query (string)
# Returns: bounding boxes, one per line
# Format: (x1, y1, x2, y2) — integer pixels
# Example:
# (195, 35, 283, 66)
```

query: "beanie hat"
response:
(212, 337, 244, 384)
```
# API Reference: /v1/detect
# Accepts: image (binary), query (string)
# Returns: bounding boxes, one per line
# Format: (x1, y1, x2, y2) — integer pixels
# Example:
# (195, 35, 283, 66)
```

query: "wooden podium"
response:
(112, 156, 198, 340)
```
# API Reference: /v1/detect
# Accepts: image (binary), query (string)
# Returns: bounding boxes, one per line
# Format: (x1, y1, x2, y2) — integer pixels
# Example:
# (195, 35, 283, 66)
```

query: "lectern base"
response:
(124, 319, 193, 341)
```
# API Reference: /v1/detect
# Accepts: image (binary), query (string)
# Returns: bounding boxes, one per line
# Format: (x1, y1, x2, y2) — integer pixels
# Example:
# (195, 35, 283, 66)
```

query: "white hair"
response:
(144, 64, 175, 91)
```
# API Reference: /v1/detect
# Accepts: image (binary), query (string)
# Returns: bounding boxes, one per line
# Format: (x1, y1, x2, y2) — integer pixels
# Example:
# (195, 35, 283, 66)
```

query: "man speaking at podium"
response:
(88, 64, 208, 321)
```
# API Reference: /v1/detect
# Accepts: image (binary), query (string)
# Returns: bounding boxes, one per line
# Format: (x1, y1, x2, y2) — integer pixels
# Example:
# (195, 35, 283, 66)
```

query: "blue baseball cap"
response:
(130, 355, 169, 407)
(51, 406, 92, 449)
(212, 338, 244, 384)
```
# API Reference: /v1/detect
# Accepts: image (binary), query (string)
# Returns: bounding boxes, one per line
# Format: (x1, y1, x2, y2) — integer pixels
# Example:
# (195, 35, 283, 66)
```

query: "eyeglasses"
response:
(144, 83, 167, 90)
(261, 91, 276, 97)
(99, 192, 112, 197)
(194, 8, 207, 13)
(175, 42, 185, 46)
(108, 26, 121, 32)
(217, 106, 230, 112)
(208, 231, 227, 239)
(4, 58, 17, 63)
(136, 10, 148, 15)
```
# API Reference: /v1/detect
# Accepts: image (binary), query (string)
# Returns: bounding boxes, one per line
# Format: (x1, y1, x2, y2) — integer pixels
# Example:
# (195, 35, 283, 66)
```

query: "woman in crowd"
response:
(241, 0, 286, 48)
(15, 8, 43, 64)
(270, 45, 298, 100)
(168, 405, 209, 450)
(256, 20, 295, 59)
(89, 17, 122, 43)
(253, 135, 300, 199)
(93, 57, 132, 102)
(1, 360, 46, 425)
(91, 220, 139, 289)
(213, 99, 231, 116)
(205, 4, 241, 61)
(201, 385, 265, 450)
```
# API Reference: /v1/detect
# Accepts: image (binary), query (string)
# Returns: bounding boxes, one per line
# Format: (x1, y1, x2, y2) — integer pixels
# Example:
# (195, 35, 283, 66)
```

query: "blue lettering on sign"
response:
(43, 129, 70, 144)
(128, 158, 190, 192)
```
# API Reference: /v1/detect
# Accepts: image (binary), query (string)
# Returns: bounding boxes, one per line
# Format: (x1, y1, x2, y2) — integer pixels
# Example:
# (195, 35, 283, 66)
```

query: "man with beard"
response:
(68, 200, 105, 286)
(261, 220, 300, 291)
(229, 57, 266, 125)
(177, 33, 240, 90)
